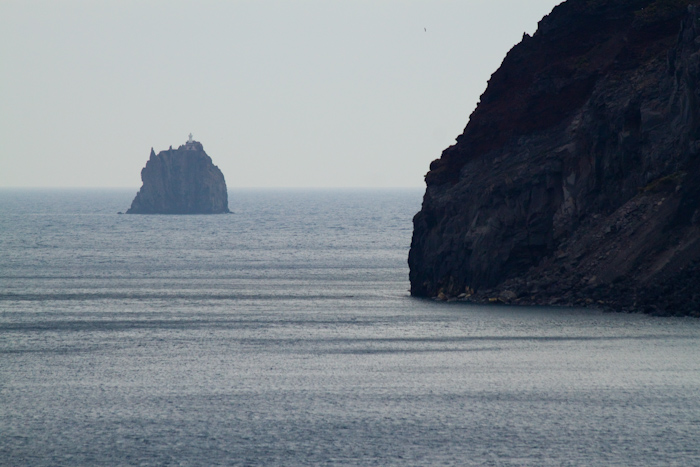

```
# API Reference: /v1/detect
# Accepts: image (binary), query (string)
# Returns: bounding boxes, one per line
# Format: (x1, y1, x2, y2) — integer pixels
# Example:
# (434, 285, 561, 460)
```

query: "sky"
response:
(0, 0, 564, 188)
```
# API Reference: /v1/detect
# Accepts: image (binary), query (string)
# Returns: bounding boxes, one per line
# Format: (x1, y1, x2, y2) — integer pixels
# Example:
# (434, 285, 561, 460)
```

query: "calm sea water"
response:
(1, 188, 699, 466)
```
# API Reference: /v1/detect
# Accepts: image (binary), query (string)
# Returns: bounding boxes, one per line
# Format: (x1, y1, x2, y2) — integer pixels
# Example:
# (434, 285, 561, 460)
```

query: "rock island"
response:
(127, 135, 230, 214)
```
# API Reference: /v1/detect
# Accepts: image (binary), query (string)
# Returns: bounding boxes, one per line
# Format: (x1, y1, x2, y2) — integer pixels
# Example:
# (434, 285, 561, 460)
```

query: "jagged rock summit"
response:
(127, 137, 230, 214)
(409, 0, 700, 316)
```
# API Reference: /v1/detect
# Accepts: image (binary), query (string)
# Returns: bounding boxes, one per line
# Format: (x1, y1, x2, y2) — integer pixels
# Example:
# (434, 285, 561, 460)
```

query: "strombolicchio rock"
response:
(127, 136, 230, 215)
(409, 0, 700, 316)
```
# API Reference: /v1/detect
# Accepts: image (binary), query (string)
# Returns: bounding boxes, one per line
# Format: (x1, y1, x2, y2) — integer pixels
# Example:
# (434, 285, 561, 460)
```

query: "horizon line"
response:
(0, 185, 425, 190)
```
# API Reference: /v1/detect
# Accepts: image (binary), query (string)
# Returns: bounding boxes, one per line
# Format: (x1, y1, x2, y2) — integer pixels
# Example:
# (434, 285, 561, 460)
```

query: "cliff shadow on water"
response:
(409, 0, 700, 316)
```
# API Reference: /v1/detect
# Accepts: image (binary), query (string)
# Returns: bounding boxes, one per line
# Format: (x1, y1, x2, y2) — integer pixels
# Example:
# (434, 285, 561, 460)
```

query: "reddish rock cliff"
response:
(409, 0, 700, 316)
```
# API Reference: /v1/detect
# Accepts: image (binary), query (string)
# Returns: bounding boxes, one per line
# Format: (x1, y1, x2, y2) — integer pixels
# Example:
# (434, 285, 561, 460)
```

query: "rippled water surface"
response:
(1, 189, 700, 466)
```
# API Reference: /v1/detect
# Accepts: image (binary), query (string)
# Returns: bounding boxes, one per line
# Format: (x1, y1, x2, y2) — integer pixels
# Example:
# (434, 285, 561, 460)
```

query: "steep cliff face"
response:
(127, 140, 230, 214)
(409, 0, 700, 316)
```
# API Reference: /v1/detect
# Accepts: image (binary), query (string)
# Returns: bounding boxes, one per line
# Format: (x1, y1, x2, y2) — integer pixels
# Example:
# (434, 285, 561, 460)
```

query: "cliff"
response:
(126, 140, 230, 214)
(409, 0, 700, 316)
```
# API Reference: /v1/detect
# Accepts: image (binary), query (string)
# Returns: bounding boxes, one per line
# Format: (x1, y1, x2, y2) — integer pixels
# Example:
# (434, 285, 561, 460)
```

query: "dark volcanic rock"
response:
(409, 0, 700, 316)
(127, 140, 230, 214)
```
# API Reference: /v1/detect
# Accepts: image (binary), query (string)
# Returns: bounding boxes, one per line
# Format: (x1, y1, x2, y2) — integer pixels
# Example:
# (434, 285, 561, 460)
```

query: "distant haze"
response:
(0, 0, 562, 188)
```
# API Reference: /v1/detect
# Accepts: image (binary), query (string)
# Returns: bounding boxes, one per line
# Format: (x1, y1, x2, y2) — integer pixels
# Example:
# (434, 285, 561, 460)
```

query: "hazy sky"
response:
(1, 0, 563, 188)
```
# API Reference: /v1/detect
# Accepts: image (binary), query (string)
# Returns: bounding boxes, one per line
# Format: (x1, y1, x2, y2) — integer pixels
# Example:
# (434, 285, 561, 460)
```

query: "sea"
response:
(1, 188, 700, 466)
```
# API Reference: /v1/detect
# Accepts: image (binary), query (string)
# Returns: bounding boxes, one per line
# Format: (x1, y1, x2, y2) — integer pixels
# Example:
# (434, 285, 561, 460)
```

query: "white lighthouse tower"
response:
(185, 133, 197, 150)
